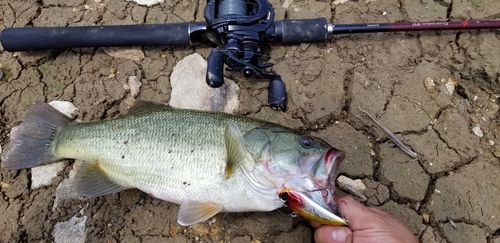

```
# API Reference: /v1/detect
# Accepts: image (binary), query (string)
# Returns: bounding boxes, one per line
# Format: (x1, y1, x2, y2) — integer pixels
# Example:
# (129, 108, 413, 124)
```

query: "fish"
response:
(1, 101, 347, 226)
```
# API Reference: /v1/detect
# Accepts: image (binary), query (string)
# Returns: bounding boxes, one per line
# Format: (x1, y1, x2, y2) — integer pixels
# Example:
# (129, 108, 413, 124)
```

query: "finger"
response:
(310, 221, 321, 229)
(314, 225, 353, 243)
(334, 196, 381, 230)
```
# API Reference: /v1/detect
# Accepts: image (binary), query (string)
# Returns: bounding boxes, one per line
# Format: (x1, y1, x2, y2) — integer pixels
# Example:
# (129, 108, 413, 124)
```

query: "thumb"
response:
(314, 225, 353, 243)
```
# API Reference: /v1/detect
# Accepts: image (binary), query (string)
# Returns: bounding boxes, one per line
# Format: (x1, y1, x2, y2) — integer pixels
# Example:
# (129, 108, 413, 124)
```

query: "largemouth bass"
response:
(1, 101, 347, 226)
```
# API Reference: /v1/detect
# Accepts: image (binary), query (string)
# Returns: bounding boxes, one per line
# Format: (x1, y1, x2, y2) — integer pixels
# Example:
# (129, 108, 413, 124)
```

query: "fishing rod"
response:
(1, 0, 500, 110)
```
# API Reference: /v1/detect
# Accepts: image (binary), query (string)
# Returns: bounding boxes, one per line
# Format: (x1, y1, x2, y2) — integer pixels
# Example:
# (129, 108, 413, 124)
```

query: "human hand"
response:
(312, 196, 419, 243)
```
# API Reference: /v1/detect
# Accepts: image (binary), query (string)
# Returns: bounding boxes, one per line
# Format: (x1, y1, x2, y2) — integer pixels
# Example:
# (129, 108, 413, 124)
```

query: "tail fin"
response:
(1, 102, 71, 169)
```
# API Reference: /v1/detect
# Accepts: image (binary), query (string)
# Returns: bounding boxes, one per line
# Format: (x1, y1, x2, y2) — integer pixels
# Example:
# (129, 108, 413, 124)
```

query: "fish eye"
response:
(299, 136, 314, 148)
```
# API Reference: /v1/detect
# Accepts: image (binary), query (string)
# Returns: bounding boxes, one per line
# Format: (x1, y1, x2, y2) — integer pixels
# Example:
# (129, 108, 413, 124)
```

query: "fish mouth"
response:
(324, 148, 345, 194)
(280, 147, 348, 225)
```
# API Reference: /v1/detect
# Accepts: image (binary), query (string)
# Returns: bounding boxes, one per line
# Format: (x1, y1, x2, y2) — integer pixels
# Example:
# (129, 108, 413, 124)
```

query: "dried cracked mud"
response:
(1, 0, 500, 242)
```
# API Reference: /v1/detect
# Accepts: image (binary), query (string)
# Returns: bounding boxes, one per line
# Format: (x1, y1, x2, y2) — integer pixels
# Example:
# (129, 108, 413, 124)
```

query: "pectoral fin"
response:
(177, 202, 223, 226)
(224, 122, 249, 178)
(74, 161, 128, 197)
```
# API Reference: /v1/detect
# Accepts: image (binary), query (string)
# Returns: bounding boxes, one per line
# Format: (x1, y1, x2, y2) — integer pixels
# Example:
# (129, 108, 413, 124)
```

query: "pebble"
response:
(337, 175, 367, 201)
(472, 125, 483, 137)
(31, 162, 67, 189)
(423, 77, 436, 92)
(128, 76, 142, 98)
(332, 0, 349, 5)
(48, 101, 79, 119)
(126, 0, 164, 6)
(282, 0, 293, 8)
(444, 75, 459, 96)
(422, 213, 431, 223)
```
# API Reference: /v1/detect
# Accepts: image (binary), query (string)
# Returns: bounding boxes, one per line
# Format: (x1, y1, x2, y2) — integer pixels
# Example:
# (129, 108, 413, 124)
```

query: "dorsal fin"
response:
(74, 160, 129, 197)
(224, 122, 249, 179)
(127, 100, 172, 115)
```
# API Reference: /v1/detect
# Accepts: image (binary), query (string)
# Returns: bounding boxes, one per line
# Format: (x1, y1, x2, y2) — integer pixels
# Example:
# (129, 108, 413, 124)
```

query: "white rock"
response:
(128, 76, 142, 98)
(31, 162, 67, 189)
(472, 125, 483, 137)
(0, 144, 2, 155)
(103, 47, 145, 62)
(337, 175, 367, 201)
(444, 75, 459, 96)
(126, 0, 163, 6)
(53, 160, 83, 210)
(423, 77, 436, 92)
(49, 100, 79, 119)
(282, 0, 293, 8)
(53, 209, 87, 243)
(333, 0, 349, 5)
(169, 53, 240, 113)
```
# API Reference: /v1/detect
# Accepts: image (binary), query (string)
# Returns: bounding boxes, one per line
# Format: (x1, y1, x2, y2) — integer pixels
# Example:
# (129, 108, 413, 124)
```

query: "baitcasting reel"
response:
(204, 0, 287, 110)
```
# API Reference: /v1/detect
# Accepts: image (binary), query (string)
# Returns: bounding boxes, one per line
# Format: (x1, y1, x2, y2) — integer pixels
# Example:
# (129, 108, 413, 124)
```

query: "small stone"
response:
(48, 101, 79, 119)
(472, 125, 483, 137)
(422, 213, 431, 223)
(444, 75, 459, 96)
(31, 162, 67, 189)
(423, 78, 436, 92)
(103, 47, 145, 62)
(333, 0, 349, 5)
(128, 76, 142, 98)
(282, 0, 293, 8)
(126, 0, 164, 6)
(337, 175, 367, 201)
(0, 182, 9, 191)
(53, 210, 87, 243)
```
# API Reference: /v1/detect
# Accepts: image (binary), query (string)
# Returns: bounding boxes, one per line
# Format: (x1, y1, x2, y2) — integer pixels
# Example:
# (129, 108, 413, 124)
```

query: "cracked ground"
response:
(1, 0, 500, 242)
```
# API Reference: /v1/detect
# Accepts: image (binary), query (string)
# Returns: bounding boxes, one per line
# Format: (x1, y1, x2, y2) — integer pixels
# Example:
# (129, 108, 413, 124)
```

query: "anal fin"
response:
(74, 161, 128, 197)
(177, 202, 223, 226)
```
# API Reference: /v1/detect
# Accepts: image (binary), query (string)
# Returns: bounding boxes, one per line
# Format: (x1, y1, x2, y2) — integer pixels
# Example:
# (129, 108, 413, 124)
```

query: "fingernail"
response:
(331, 229, 348, 242)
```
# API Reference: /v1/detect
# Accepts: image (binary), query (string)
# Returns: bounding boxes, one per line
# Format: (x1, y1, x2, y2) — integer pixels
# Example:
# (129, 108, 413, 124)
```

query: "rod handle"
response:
(0, 23, 205, 52)
(273, 18, 328, 43)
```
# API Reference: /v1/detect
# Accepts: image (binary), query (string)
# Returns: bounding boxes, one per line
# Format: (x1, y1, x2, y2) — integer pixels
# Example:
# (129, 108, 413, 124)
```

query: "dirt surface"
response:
(1, 0, 500, 242)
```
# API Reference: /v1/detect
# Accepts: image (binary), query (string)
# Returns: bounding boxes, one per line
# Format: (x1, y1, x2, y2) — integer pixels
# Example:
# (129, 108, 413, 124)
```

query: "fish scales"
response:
(56, 109, 273, 210)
